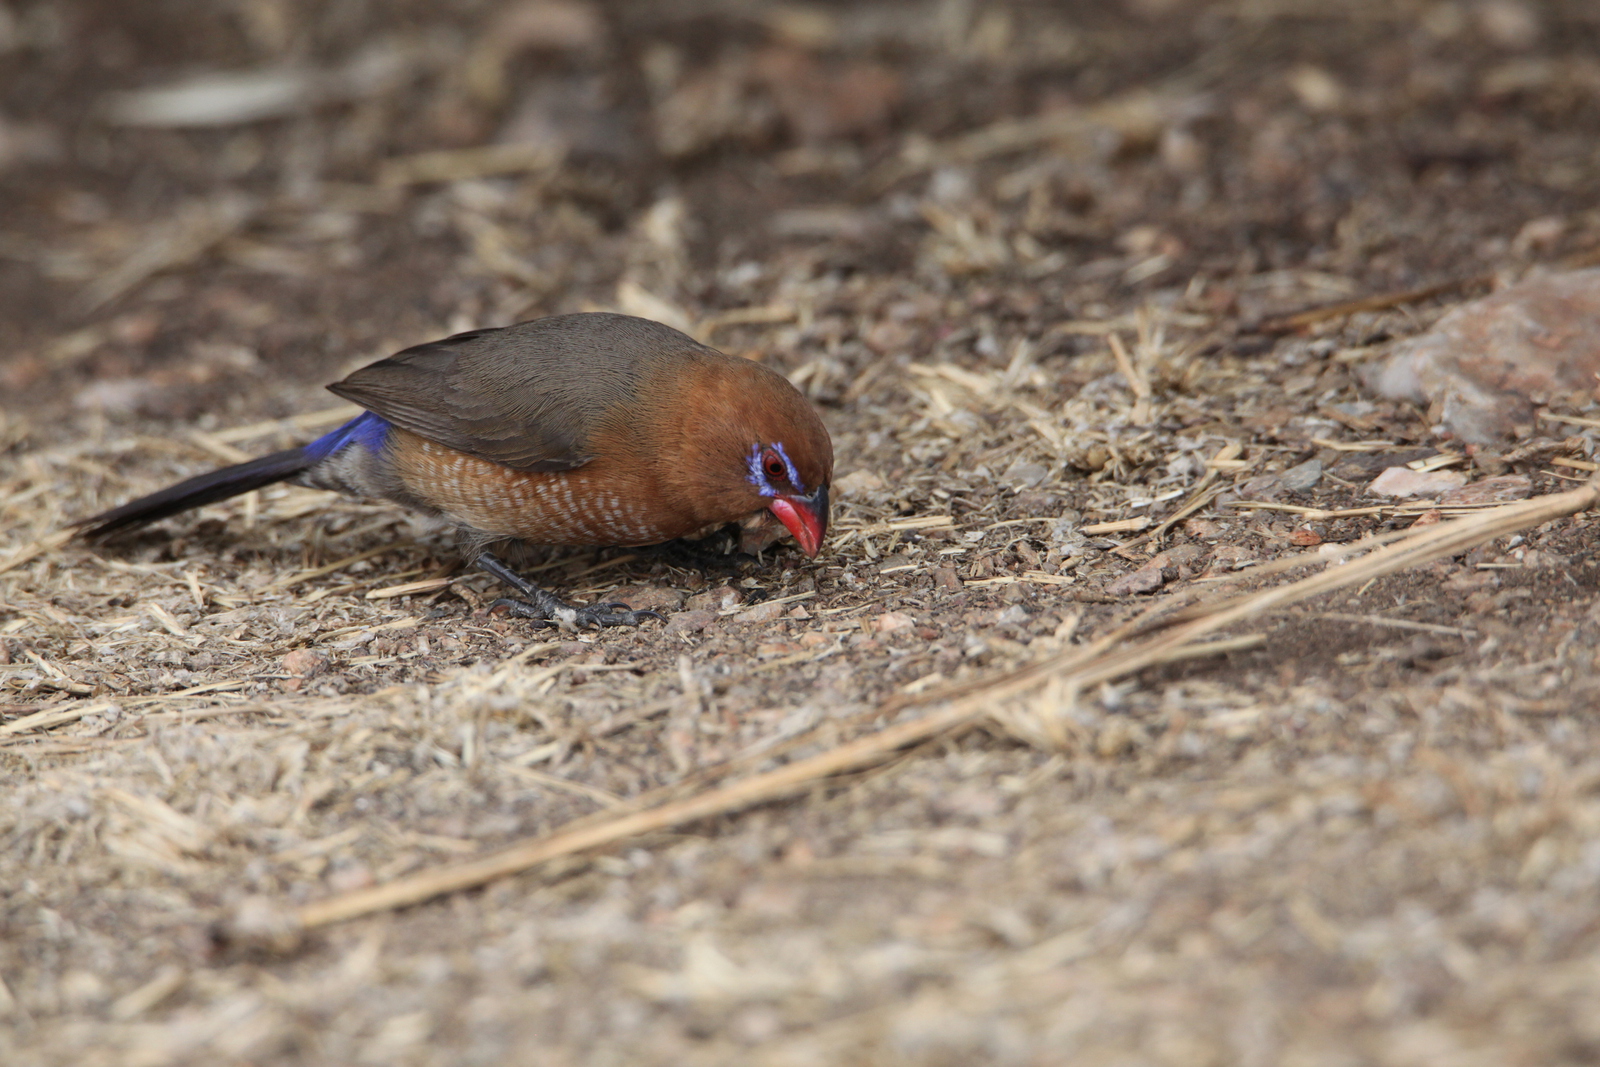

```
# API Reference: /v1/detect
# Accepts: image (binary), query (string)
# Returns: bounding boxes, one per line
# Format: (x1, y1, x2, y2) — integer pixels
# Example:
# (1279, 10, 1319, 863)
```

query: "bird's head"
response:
(668, 356, 833, 558)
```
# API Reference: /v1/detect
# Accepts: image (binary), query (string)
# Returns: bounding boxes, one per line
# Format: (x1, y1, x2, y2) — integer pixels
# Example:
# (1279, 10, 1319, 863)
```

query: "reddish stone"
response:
(1370, 269, 1600, 442)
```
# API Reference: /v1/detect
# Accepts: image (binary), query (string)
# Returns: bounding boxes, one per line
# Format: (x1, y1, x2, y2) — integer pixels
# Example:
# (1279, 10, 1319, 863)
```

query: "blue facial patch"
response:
(745, 442, 803, 497)
(304, 411, 390, 462)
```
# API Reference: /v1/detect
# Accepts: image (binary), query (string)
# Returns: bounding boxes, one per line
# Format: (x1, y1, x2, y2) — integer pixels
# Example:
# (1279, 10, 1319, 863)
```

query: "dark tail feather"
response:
(73, 447, 314, 539)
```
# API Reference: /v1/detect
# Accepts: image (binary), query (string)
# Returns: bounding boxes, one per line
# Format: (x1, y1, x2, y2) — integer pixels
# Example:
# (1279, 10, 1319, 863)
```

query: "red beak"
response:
(768, 485, 829, 558)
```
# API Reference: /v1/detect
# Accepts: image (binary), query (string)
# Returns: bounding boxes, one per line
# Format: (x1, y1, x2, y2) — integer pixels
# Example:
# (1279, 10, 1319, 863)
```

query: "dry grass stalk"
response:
(0, 529, 73, 576)
(376, 143, 565, 187)
(1257, 274, 1489, 333)
(282, 476, 1600, 932)
(1080, 517, 1150, 535)
(694, 303, 797, 342)
(1150, 476, 1597, 631)
(1, 682, 253, 743)
(78, 193, 260, 312)
(1106, 332, 1152, 424)
(365, 576, 453, 599)
(1292, 611, 1473, 637)
(1540, 412, 1600, 431)
(1111, 442, 1240, 557)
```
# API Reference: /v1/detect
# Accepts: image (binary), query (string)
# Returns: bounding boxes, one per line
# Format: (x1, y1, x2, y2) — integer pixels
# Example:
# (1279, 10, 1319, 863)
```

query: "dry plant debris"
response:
(8, 1, 1600, 1064)
(260, 475, 1600, 932)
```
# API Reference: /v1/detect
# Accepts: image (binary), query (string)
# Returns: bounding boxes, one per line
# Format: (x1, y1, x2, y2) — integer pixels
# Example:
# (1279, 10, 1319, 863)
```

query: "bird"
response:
(75, 312, 833, 629)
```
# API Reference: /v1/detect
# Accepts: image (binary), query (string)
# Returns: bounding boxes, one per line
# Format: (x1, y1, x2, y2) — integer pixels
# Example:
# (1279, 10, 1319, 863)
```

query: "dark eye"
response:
(762, 450, 787, 481)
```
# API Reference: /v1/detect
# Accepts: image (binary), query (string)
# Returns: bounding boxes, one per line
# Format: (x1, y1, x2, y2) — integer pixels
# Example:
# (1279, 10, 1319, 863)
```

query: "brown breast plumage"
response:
(389, 431, 677, 546)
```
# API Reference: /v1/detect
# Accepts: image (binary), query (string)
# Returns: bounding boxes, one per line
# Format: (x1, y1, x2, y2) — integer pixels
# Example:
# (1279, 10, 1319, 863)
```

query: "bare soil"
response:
(7, 1, 1600, 1064)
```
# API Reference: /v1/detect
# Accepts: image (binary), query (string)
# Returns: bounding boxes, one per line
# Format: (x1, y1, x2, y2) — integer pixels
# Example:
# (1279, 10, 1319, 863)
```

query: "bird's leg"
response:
(475, 550, 664, 630)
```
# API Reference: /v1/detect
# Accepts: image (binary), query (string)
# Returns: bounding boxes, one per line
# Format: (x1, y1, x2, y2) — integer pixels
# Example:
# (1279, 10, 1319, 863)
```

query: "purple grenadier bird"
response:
(76, 313, 833, 628)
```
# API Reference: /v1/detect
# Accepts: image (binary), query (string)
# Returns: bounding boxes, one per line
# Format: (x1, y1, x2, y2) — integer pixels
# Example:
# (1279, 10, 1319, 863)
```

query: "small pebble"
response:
(873, 611, 916, 633)
(665, 610, 718, 635)
(1367, 467, 1468, 498)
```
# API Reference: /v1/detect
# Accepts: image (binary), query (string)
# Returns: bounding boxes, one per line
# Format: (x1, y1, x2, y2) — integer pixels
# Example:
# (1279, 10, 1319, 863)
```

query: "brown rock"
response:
(665, 610, 718, 635)
(1112, 546, 1208, 594)
(873, 611, 916, 634)
(1470, 446, 1509, 475)
(282, 649, 329, 677)
(1069, 445, 1111, 473)
(1183, 518, 1229, 540)
(1279, 458, 1324, 491)
(611, 585, 685, 613)
(932, 567, 963, 592)
(1211, 545, 1257, 570)
(1163, 545, 1209, 572)
(1367, 467, 1469, 498)
(686, 585, 742, 612)
(1369, 269, 1600, 442)
(735, 600, 788, 625)
(1237, 473, 1285, 501)
(1107, 558, 1168, 596)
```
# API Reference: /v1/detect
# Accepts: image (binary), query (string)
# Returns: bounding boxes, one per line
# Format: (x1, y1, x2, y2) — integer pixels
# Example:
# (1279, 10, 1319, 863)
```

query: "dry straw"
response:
(279, 475, 1600, 933)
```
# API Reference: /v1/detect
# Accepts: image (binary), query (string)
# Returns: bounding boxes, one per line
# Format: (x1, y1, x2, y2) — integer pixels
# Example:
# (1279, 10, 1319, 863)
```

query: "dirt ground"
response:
(7, 0, 1600, 1063)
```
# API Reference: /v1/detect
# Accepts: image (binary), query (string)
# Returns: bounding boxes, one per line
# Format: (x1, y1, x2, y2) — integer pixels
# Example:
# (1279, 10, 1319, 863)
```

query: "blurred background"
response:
(3, 0, 1596, 432)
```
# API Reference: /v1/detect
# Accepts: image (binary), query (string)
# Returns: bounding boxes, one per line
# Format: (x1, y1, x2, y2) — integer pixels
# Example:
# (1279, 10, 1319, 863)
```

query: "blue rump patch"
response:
(303, 411, 390, 462)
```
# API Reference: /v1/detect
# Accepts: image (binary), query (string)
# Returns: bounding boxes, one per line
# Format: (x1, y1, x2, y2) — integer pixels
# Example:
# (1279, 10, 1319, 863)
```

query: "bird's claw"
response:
(490, 597, 664, 630)
(477, 551, 664, 630)
(583, 604, 666, 628)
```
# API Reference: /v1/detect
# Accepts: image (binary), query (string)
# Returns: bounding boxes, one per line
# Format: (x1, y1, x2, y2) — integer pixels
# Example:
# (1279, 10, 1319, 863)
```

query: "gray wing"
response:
(327, 313, 702, 472)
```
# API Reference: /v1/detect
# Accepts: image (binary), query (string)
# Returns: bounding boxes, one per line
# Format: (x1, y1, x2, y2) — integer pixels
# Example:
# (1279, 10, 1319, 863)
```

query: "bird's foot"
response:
(490, 596, 663, 630)
(476, 550, 664, 631)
